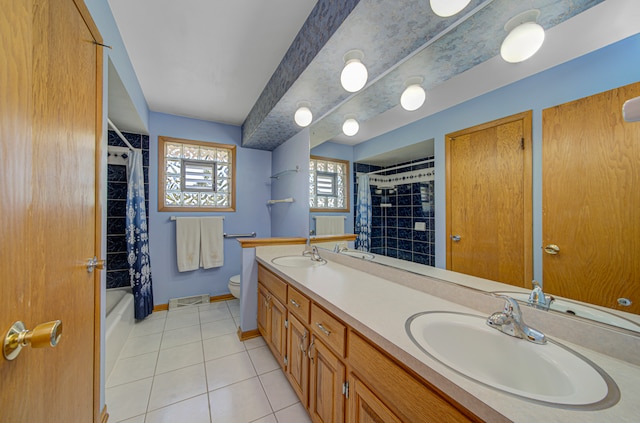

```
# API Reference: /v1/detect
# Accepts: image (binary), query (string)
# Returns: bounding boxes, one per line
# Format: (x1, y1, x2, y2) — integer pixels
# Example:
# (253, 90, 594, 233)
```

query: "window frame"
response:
(309, 155, 350, 213)
(158, 136, 236, 212)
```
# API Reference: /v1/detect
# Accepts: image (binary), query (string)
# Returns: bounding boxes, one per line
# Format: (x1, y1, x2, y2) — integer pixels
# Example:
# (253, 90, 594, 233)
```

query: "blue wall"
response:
(353, 34, 640, 281)
(310, 141, 355, 234)
(148, 112, 272, 304)
(271, 128, 310, 237)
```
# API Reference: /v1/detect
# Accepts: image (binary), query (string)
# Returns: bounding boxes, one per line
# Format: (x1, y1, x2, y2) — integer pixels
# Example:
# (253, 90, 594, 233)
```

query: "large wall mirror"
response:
(308, 33, 640, 335)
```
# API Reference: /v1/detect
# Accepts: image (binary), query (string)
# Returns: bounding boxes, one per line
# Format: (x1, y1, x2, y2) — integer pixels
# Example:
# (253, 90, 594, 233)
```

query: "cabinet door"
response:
(287, 314, 310, 406)
(347, 375, 402, 423)
(270, 294, 288, 369)
(257, 283, 269, 337)
(309, 336, 346, 423)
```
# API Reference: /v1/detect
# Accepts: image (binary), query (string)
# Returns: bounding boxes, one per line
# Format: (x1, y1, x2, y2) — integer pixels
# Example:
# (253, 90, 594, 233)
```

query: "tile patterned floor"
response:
(106, 299, 312, 423)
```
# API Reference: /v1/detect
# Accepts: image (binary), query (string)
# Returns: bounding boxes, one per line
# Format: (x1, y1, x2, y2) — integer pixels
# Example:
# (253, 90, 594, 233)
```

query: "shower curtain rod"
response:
(107, 118, 138, 151)
(366, 158, 434, 175)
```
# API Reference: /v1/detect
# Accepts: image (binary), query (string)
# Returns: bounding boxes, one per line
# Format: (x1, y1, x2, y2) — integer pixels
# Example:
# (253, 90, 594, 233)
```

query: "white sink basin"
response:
(270, 255, 326, 268)
(495, 291, 640, 332)
(341, 250, 375, 260)
(406, 311, 619, 409)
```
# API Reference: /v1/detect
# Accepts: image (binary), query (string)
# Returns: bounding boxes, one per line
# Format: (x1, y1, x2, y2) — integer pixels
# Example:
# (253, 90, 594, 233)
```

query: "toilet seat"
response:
(228, 274, 241, 299)
(229, 274, 240, 285)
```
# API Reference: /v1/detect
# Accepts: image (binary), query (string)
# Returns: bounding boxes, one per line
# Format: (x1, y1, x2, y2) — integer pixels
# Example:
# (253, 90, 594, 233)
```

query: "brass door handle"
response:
(544, 244, 560, 255)
(3, 320, 63, 361)
(451, 235, 461, 242)
(87, 256, 105, 273)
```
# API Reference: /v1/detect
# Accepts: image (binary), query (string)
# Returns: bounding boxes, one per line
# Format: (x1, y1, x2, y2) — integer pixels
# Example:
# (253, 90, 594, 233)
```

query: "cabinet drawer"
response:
(287, 285, 310, 324)
(258, 264, 287, 303)
(310, 304, 346, 357)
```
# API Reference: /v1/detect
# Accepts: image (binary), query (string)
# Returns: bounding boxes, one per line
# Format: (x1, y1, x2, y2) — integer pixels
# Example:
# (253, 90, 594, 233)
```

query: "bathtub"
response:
(105, 287, 135, 381)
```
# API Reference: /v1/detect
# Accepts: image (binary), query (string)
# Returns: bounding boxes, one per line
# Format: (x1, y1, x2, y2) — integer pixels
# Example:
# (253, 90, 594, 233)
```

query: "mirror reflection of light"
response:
(294, 106, 313, 127)
(400, 84, 426, 111)
(342, 118, 359, 136)
(430, 0, 471, 17)
(501, 22, 545, 63)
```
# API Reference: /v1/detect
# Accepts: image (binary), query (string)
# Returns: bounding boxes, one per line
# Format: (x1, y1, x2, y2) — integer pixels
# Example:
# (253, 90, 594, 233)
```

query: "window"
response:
(158, 136, 236, 212)
(309, 156, 349, 212)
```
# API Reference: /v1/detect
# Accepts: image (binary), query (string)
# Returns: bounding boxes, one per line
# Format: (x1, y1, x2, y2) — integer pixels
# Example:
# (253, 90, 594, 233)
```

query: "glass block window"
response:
(310, 156, 349, 212)
(158, 136, 236, 211)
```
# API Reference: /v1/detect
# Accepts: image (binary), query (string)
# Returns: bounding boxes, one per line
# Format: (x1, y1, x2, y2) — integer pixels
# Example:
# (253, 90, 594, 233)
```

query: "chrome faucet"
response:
(487, 296, 546, 344)
(303, 245, 323, 262)
(528, 280, 555, 311)
(333, 243, 347, 253)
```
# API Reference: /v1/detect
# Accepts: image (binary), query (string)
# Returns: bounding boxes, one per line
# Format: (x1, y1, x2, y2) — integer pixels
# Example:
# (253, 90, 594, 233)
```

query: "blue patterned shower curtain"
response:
(355, 174, 372, 251)
(126, 150, 153, 320)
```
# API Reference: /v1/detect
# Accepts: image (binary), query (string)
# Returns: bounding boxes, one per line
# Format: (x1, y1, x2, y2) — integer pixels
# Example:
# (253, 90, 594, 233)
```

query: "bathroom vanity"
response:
(254, 245, 640, 422)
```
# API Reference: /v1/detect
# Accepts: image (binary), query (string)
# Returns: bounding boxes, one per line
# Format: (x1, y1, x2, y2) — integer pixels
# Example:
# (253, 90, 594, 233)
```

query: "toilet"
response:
(228, 274, 241, 299)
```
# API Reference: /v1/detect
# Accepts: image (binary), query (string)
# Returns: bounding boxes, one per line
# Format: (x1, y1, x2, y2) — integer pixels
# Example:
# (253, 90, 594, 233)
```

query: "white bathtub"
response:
(105, 287, 135, 381)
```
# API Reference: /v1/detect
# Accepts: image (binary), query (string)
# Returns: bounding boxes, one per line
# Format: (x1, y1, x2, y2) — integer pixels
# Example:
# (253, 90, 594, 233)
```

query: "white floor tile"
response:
(208, 377, 273, 423)
(155, 341, 204, 375)
(275, 402, 312, 423)
(200, 317, 237, 340)
(202, 332, 245, 361)
(120, 332, 162, 358)
(160, 324, 202, 350)
(199, 306, 233, 324)
(205, 351, 257, 391)
(117, 415, 145, 423)
(148, 363, 208, 412)
(259, 369, 298, 412)
(243, 336, 267, 350)
(144, 394, 211, 423)
(199, 301, 230, 312)
(128, 318, 166, 338)
(107, 351, 158, 388)
(105, 378, 153, 423)
(146, 310, 168, 320)
(167, 305, 200, 316)
(164, 312, 200, 331)
(252, 414, 277, 423)
(227, 301, 240, 318)
(247, 345, 280, 375)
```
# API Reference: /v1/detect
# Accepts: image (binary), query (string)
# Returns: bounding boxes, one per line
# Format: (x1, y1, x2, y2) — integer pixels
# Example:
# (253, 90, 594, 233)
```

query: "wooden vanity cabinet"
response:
(286, 313, 310, 406)
(308, 335, 346, 423)
(257, 264, 477, 423)
(257, 281, 287, 370)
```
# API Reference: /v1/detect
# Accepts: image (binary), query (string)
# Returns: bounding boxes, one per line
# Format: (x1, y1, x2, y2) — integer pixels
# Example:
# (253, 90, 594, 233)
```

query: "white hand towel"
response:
(176, 217, 200, 272)
(200, 216, 224, 269)
(315, 216, 345, 235)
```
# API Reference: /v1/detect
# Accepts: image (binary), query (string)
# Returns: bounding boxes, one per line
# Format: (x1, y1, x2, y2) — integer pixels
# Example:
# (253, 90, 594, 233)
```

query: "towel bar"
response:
(223, 232, 256, 238)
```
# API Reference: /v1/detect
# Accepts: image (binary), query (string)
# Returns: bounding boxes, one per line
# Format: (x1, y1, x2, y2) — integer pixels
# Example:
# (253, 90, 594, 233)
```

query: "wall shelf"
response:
(270, 165, 299, 179)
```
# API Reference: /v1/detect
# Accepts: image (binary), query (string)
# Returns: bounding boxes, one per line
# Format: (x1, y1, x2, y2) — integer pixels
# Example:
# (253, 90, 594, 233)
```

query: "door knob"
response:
(451, 235, 461, 242)
(544, 244, 560, 255)
(87, 256, 105, 273)
(3, 320, 63, 361)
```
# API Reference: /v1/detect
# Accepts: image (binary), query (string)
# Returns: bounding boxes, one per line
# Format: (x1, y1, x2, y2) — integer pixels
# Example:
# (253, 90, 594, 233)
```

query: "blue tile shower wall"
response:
(106, 130, 150, 289)
(354, 158, 435, 266)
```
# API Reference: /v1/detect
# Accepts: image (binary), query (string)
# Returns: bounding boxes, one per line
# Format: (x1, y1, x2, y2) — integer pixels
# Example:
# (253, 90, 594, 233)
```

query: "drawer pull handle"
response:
(307, 339, 315, 362)
(290, 299, 301, 308)
(299, 331, 307, 354)
(316, 322, 331, 336)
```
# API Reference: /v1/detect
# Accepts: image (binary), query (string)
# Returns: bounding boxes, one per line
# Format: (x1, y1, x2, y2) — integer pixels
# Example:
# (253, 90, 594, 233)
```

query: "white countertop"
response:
(256, 245, 640, 423)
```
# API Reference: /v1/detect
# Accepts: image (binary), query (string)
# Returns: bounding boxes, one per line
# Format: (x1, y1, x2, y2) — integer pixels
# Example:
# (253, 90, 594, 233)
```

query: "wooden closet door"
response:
(446, 111, 533, 287)
(542, 82, 640, 314)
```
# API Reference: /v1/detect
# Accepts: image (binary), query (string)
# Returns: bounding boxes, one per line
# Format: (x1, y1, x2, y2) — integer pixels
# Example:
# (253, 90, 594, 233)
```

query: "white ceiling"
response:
(108, 0, 317, 126)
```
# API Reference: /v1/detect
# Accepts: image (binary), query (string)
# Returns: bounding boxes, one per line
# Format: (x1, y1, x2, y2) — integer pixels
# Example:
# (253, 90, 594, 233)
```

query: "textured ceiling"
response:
(241, 0, 604, 150)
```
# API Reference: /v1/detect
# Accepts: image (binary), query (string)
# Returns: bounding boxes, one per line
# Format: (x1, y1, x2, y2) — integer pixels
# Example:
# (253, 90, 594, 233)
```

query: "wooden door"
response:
(446, 111, 533, 287)
(269, 295, 287, 369)
(347, 375, 402, 423)
(309, 337, 345, 423)
(0, 0, 102, 422)
(287, 313, 310, 406)
(542, 82, 640, 314)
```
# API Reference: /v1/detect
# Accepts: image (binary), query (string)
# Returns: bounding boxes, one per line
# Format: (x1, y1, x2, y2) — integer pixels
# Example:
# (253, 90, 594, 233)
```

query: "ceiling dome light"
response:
(400, 79, 426, 111)
(430, 0, 471, 17)
(294, 102, 313, 127)
(342, 117, 359, 136)
(340, 50, 368, 93)
(501, 10, 545, 63)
